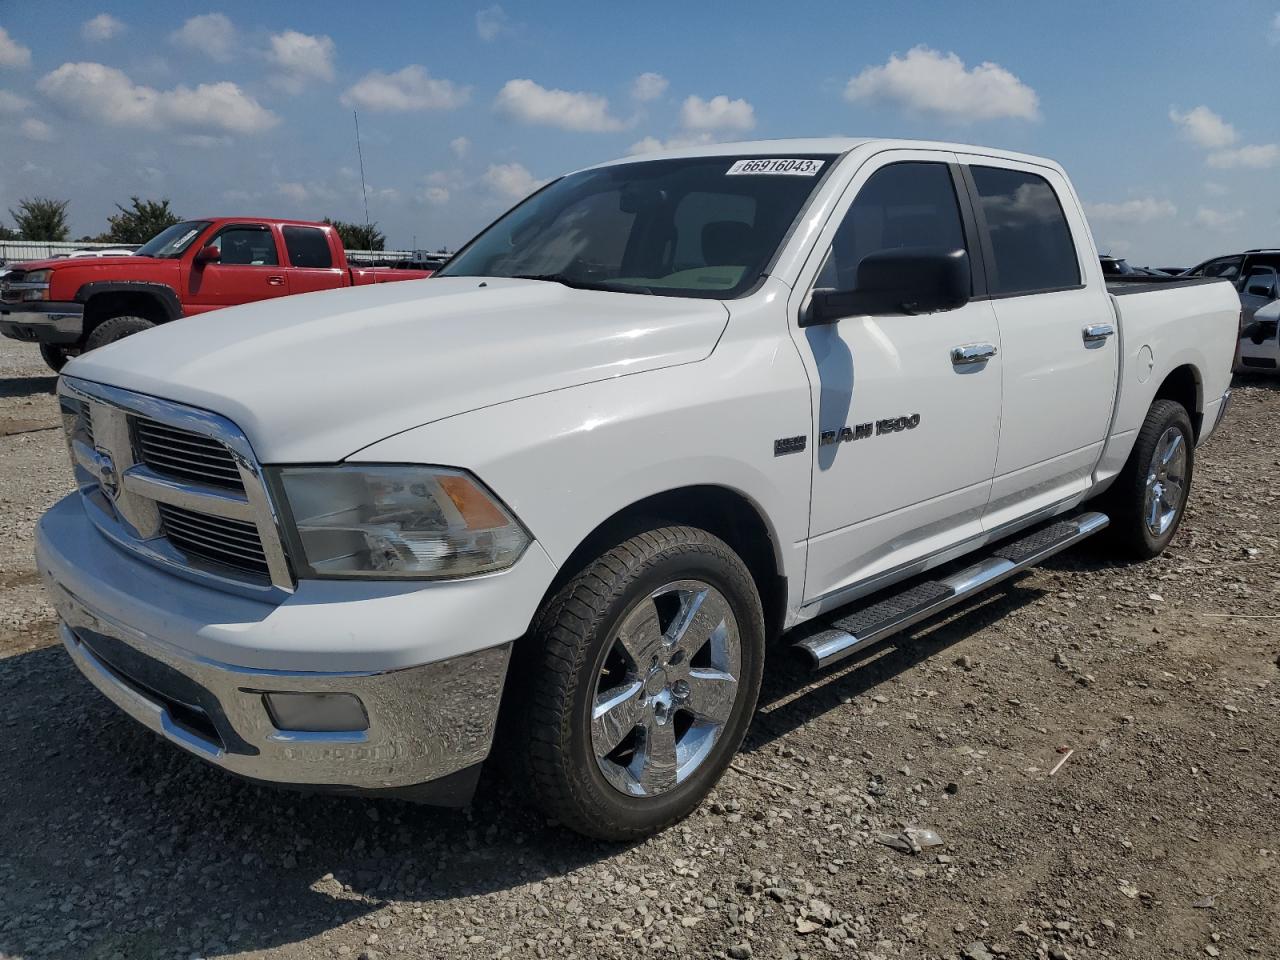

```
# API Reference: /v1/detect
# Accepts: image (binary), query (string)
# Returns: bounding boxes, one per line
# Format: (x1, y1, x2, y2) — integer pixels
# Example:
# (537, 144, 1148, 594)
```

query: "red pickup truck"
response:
(0, 217, 433, 371)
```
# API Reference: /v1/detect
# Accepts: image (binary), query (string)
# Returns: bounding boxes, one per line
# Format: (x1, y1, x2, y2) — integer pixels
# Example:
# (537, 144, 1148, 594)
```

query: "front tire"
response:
(521, 526, 765, 840)
(38, 343, 70, 373)
(84, 315, 155, 352)
(1105, 399, 1195, 559)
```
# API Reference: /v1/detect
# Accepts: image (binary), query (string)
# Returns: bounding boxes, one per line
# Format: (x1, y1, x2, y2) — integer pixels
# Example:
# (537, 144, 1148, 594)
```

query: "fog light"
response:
(264, 692, 369, 732)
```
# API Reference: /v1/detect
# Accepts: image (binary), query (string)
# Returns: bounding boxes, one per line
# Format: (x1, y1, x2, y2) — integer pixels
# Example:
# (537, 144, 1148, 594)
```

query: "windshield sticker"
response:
(172, 229, 199, 249)
(726, 158, 824, 176)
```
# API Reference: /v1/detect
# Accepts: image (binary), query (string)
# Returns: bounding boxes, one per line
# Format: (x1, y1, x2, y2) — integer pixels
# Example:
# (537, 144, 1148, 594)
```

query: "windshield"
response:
(437, 155, 835, 298)
(135, 220, 213, 259)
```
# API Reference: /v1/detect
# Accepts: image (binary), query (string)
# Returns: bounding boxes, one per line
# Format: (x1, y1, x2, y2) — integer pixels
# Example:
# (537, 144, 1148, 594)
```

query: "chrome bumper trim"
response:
(1202, 388, 1231, 446)
(1214, 388, 1232, 431)
(0, 304, 83, 343)
(49, 577, 512, 790)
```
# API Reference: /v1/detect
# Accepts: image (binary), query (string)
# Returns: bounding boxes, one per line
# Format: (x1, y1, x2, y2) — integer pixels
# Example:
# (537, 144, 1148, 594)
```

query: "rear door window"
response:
(969, 166, 1080, 296)
(283, 226, 334, 268)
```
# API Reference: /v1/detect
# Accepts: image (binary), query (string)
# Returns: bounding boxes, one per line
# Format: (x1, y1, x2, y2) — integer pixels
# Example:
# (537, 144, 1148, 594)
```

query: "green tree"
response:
(9, 197, 69, 241)
(0, 223, 16, 241)
(323, 218, 385, 251)
(103, 197, 182, 244)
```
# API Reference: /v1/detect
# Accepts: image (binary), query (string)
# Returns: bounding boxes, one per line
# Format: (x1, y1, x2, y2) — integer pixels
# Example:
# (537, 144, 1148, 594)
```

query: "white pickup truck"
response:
(37, 138, 1238, 839)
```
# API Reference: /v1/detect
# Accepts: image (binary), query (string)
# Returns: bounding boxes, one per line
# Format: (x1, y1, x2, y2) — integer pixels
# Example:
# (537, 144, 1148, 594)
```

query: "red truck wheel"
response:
(85, 316, 155, 352)
(39, 344, 70, 373)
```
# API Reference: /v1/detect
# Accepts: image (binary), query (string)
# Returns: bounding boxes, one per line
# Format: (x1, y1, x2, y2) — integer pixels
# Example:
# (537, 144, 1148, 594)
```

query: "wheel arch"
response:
(534, 484, 789, 646)
(76, 282, 182, 340)
(1152, 362, 1203, 439)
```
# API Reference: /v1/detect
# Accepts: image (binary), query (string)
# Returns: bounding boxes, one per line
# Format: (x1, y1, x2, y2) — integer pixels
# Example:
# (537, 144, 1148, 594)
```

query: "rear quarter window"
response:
(970, 166, 1080, 296)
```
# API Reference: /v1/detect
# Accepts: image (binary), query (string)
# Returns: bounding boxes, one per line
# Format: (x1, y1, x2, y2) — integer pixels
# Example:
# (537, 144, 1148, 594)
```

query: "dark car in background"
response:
(1099, 256, 1169, 278)
(1182, 249, 1280, 327)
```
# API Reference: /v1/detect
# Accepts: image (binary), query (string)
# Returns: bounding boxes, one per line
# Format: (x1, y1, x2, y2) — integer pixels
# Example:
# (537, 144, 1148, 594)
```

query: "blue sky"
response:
(1, 0, 1276, 263)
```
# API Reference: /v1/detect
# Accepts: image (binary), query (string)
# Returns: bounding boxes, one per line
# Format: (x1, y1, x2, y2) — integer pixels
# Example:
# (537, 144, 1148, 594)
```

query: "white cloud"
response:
(476, 5, 510, 41)
(1084, 197, 1177, 224)
(422, 186, 450, 205)
(170, 13, 236, 63)
(845, 46, 1039, 122)
(176, 133, 229, 148)
(1193, 207, 1244, 231)
(20, 117, 54, 141)
(1204, 181, 1229, 196)
(449, 136, 470, 159)
(38, 62, 279, 135)
(1207, 143, 1279, 169)
(0, 27, 32, 69)
(1169, 105, 1237, 149)
(342, 65, 469, 112)
(631, 72, 668, 102)
(267, 30, 335, 93)
(484, 162, 545, 201)
(82, 14, 126, 42)
(495, 78, 625, 132)
(0, 89, 31, 113)
(679, 94, 755, 132)
(277, 182, 310, 203)
(628, 132, 715, 154)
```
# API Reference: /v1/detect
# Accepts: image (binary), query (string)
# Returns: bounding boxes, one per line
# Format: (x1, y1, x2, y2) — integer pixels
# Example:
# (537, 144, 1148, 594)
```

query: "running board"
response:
(795, 512, 1109, 670)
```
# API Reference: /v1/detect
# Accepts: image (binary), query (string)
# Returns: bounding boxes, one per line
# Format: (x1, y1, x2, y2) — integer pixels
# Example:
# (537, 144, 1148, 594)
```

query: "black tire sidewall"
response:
(85, 316, 155, 352)
(1114, 400, 1195, 558)
(38, 343, 68, 372)
(561, 537, 764, 833)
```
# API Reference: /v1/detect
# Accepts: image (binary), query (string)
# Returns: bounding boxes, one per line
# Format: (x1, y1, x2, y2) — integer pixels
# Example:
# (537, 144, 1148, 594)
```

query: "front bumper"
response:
(34, 495, 556, 802)
(0, 300, 84, 344)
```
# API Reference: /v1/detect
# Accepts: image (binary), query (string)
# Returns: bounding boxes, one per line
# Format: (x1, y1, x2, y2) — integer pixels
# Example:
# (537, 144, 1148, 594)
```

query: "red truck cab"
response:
(0, 218, 432, 371)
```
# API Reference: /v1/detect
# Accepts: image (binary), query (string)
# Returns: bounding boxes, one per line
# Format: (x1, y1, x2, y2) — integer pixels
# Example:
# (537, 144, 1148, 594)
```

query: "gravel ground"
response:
(0, 337, 1276, 960)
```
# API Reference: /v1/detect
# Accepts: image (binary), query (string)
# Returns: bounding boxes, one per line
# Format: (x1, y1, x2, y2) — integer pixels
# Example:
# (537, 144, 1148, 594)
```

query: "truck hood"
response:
(66, 277, 730, 462)
(11, 255, 141, 271)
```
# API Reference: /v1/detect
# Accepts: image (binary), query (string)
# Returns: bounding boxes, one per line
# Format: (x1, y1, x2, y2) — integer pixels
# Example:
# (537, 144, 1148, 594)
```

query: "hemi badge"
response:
(774, 436, 807, 456)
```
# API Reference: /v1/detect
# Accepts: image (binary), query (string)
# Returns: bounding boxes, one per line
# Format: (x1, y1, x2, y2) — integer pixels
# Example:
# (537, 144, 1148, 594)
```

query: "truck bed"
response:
(1105, 275, 1230, 296)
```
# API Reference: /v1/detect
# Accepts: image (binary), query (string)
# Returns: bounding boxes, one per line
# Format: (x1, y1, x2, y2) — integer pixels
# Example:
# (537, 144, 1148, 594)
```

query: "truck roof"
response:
(586, 137, 1064, 173)
(194, 217, 333, 228)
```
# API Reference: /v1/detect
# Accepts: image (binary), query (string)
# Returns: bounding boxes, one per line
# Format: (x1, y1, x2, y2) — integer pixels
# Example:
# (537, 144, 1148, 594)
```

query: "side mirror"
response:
(195, 244, 221, 264)
(804, 247, 971, 326)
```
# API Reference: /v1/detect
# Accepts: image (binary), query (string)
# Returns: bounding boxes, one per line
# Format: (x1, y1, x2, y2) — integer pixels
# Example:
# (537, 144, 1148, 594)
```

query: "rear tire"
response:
(520, 526, 764, 840)
(38, 343, 70, 373)
(1103, 399, 1195, 559)
(84, 315, 155, 352)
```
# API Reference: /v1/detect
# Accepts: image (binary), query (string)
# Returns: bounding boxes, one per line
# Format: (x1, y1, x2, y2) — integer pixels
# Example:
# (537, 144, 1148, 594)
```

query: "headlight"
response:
(18, 269, 50, 301)
(273, 465, 530, 579)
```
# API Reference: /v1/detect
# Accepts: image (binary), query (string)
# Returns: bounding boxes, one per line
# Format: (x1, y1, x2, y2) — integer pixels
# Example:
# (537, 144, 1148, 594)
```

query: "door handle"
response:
(267, 276, 285, 286)
(951, 343, 998, 366)
(1082, 323, 1115, 343)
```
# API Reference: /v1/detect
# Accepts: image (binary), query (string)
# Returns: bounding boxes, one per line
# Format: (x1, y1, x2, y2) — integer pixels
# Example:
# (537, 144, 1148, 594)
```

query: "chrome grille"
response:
(157, 503, 270, 579)
(0, 272, 25, 304)
(58, 376, 292, 598)
(133, 417, 244, 489)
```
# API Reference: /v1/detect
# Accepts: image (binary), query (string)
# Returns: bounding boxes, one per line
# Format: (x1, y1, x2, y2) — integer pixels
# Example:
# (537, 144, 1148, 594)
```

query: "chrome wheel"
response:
(1144, 426, 1187, 537)
(591, 579, 741, 798)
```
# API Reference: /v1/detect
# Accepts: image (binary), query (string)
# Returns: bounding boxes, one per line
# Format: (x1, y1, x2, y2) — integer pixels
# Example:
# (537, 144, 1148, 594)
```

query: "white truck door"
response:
(955, 157, 1118, 529)
(788, 151, 1003, 604)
